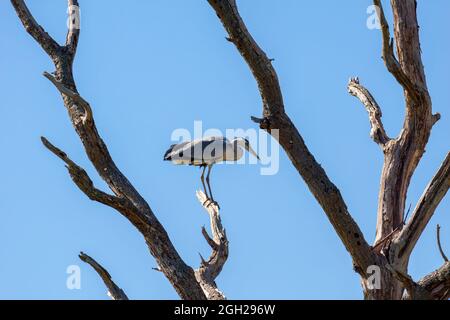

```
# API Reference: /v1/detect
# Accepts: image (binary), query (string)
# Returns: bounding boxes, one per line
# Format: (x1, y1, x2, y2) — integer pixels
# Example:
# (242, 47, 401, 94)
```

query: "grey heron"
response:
(164, 136, 260, 205)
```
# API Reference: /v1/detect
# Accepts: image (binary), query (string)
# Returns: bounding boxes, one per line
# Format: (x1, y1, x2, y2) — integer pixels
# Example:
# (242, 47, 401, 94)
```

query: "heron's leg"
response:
(206, 165, 220, 209)
(206, 165, 220, 208)
(200, 165, 210, 199)
(200, 166, 213, 207)
(206, 165, 214, 200)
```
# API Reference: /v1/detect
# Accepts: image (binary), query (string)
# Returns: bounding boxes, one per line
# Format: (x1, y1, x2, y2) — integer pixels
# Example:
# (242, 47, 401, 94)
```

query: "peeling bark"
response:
(194, 191, 228, 300)
(208, 0, 449, 300)
(11, 0, 230, 300)
(207, 0, 376, 279)
(10, 0, 449, 300)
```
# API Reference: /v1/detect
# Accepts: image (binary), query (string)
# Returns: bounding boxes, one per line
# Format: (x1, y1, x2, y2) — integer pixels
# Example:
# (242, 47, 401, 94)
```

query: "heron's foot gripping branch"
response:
(202, 198, 221, 210)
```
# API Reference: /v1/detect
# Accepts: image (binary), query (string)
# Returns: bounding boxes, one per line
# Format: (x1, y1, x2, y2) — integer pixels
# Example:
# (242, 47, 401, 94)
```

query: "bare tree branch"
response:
(401, 262, 450, 300)
(40, 136, 140, 216)
(371, 0, 435, 257)
(437, 225, 449, 262)
(79, 252, 128, 300)
(385, 264, 432, 300)
(373, 0, 422, 102)
(207, 0, 376, 274)
(194, 191, 228, 300)
(210, 0, 447, 300)
(387, 262, 450, 300)
(348, 77, 390, 147)
(43, 71, 92, 124)
(396, 153, 450, 259)
(11, 0, 447, 301)
(11, 0, 60, 59)
(12, 0, 207, 300)
(207, 0, 283, 118)
(417, 262, 450, 300)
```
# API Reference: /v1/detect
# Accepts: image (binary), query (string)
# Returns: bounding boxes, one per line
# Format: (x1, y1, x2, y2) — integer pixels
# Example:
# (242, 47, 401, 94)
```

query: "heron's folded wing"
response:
(164, 141, 190, 160)
(175, 138, 228, 162)
(196, 138, 228, 162)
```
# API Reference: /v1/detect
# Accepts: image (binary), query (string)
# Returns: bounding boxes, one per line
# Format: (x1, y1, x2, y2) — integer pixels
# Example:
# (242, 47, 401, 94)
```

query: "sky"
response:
(0, 0, 449, 300)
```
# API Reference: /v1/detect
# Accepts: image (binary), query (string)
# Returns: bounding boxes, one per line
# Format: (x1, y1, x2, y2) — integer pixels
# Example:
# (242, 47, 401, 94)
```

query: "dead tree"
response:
(11, 0, 449, 300)
(207, 0, 449, 299)
(11, 0, 228, 300)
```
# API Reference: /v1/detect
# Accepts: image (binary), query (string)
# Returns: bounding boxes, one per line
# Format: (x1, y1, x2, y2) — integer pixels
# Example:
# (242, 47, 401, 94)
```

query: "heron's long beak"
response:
(245, 143, 260, 160)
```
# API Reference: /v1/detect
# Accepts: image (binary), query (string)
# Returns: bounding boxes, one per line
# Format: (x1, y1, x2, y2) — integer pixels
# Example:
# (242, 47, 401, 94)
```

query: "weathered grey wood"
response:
(207, 0, 376, 280)
(194, 191, 228, 300)
(395, 153, 450, 260)
(399, 262, 450, 300)
(348, 77, 390, 147)
(208, 0, 449, 300)
(11, 0, 213, 300)
(79, 252, 129, 300)
(416, 262, 450, 300)
(11, 0, 449, 300)
(372, 0, 434, 245)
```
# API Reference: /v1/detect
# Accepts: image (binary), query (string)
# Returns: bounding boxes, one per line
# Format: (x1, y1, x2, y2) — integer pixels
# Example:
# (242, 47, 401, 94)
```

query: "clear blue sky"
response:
(0, 0, 449, 300)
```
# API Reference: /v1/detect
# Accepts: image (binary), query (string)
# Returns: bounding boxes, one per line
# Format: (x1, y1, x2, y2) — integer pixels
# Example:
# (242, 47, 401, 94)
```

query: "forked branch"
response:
(372, 0, 434, 249)
(373, 0, 421, 102)
(195, 191, 228, 300)
(385, 265, 432, 300)
(396, 153, 450, 259)
(401, 262, 450, 300)
(208, 0, 376, 273)
(12, 0, 208, 300)
(43, 71, 92, 124)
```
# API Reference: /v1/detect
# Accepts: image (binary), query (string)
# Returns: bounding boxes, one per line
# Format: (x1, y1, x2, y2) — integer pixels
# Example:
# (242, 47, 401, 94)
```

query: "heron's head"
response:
(234, 137, 260, 160)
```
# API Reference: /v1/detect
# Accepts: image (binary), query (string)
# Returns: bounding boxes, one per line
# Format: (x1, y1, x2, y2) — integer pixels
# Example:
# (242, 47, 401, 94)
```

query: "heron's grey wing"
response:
(165, 140, 205, 162)
(178, 139, 213, 161)
(200, 136, 227, 143)
(164, 141, 190, 160)
(165, 137, 229, 164)
(176, 137, 228, 162)
(199, 138, 229, 162)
